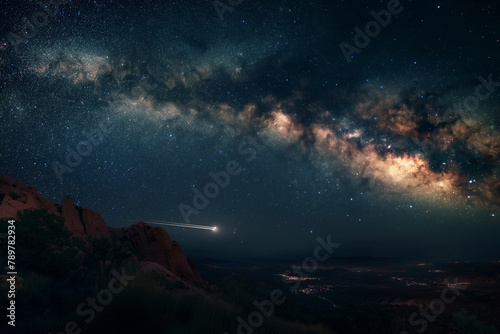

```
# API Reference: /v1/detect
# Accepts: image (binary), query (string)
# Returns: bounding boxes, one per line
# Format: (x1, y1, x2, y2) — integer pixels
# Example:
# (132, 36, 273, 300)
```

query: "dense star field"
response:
(0, 0, 499, 260)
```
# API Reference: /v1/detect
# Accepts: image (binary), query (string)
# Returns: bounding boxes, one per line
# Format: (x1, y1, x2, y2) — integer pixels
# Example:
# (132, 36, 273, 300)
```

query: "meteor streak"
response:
(135, 219, 218, 231)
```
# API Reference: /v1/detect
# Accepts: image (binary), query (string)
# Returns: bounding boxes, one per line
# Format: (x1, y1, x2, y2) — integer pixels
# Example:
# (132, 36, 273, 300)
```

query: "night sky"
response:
(1, 0, 499, 261)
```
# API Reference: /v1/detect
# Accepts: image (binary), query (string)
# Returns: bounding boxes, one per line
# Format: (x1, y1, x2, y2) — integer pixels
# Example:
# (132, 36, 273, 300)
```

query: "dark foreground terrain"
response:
(197, 257, 500, 334)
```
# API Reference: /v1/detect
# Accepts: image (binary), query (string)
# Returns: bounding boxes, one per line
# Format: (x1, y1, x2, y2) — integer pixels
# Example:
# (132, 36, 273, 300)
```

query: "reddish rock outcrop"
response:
(61, 196, 111, 239)
(0, 174, 61, 219)
(115, 222, 204, 284)
(0, 174, 206, 288)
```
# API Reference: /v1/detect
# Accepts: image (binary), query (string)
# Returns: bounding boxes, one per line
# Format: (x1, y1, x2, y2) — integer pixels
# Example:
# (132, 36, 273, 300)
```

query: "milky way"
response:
(1, 0, 499, 259)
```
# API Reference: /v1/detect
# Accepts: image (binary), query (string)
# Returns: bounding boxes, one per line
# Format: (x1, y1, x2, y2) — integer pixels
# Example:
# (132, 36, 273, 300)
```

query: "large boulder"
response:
(61, 196, 111, 239)
(0, 174, 61, 219)
(113, 222, 206, 286)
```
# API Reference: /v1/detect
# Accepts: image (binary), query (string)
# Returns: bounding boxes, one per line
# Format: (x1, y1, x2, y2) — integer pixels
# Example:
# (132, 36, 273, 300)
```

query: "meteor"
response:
(135, 219, 218, 232)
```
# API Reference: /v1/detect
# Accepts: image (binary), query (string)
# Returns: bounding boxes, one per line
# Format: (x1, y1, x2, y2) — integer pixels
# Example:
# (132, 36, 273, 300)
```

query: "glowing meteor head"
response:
(212, 226, 218, 232)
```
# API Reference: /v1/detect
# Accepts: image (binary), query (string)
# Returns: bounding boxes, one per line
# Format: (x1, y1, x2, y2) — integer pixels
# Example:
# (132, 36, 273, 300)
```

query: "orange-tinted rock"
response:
(61, 196, 86, 239)
(0, 174, 206, 288)
(113, 222, 206, 287)
(0, 174, 61, 219)
(60, 196, 111, 239)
